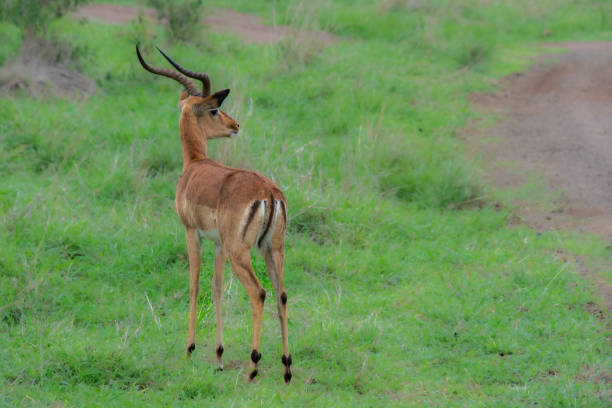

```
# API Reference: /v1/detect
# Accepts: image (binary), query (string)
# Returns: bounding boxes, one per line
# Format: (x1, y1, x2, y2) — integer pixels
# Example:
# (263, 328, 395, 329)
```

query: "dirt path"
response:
(73, 4, 156, 25)
(470, 42, 612, 238)
(468, 42, 612, 310)
(74, 4, 337, 45)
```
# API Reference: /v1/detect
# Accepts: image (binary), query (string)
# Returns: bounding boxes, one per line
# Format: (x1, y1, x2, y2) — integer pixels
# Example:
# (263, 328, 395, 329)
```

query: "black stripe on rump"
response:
(258, 193, 275, 248)
(241, 200, 261, 240)
(279, 200, 287, 226)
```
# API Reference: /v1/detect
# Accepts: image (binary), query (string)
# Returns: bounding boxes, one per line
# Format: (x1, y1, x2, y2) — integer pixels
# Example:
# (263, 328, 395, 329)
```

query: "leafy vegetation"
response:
(0, 0, 87, 37)
(1, 0, 611, 406)
(147, 0, 204, 42)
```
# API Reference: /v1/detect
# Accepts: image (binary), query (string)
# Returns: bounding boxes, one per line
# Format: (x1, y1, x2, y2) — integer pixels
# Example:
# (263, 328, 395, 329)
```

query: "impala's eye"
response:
(210, 109, 218, 116)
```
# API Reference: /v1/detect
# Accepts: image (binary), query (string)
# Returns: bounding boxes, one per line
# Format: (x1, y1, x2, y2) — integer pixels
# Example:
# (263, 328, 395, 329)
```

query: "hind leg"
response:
(264, 246, 292, 383)
(226, 249, 266, 381)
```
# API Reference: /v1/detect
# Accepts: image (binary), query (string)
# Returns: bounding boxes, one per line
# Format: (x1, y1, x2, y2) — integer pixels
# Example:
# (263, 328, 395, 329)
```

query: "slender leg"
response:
(185, 227, 202, 356)
(227, 249, 265, 381)
(212, 245, 226, 370)
(264, 247, 292, 383)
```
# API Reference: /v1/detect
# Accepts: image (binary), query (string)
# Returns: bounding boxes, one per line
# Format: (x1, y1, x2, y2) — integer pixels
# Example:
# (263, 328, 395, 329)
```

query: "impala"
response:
(136, 46, 292, 383)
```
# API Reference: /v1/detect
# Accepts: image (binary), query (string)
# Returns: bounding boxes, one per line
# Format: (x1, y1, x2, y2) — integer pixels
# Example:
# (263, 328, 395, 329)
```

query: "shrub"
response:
(147, 0, 204, 42)
(122, 11, 158, 55)
(0, 0, 87, 38)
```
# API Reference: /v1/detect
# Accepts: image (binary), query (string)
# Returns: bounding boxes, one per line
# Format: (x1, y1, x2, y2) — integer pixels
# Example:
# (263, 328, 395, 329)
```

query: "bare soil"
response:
(73, 4, 156, 25)
(467, 42, 612, 310)
(469, 43, 612, 238)
(74, 4, 338, 45)
(0, 39, 95, 97)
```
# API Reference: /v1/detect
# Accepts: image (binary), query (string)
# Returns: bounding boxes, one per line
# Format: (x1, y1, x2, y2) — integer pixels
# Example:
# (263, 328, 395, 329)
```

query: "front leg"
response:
(185, 227, 202, 356)
(212, 245, 226, 370)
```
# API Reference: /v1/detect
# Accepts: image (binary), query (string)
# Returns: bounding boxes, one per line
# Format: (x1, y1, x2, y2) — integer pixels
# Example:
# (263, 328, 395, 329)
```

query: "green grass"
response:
(1, 0, 611, 406)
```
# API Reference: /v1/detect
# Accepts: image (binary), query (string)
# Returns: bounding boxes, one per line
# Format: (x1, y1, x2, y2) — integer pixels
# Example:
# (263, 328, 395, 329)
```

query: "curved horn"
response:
(136, 45, 202, 96)
(156, 47, 211, 97)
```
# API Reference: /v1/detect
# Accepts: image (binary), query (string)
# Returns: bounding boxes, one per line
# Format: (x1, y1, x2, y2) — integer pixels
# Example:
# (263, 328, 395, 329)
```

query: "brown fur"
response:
(174, 91, 292, 383)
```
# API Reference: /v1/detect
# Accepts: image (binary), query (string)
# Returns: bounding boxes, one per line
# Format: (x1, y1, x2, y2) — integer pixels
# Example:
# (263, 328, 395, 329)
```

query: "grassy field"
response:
(1, 0, 611, 406)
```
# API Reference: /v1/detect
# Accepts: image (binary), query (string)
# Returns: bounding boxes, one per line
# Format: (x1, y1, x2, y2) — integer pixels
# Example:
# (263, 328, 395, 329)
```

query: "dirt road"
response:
(469, 42, 612, 311)
(470, 42, 612, 240)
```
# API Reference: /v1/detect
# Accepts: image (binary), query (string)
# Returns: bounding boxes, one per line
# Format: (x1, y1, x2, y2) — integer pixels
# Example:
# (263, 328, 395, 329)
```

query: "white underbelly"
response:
(196, 228, 221, 244)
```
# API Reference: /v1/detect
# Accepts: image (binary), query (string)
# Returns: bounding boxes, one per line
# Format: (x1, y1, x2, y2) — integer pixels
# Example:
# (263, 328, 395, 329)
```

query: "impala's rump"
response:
(217, 171, 287, 250)
(241, 195, 287, 250)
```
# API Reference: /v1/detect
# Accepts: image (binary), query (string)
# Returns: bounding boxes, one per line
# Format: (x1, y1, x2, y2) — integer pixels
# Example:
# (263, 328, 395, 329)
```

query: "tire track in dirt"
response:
(467, 42, 612, 310)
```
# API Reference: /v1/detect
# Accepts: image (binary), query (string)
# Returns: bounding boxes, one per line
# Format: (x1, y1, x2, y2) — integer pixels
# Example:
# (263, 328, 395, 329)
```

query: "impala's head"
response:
(180, 89, 240, 139)
(136, 45, 240, 139)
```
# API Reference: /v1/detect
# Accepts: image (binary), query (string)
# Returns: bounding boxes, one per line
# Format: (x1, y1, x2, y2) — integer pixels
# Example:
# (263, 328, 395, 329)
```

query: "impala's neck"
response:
(179, 110, 208, 171)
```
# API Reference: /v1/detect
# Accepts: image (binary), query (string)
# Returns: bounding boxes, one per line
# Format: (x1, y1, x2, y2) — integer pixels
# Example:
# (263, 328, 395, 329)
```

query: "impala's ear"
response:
(212, 89, 230, 107)
(191, 89, 230, 115)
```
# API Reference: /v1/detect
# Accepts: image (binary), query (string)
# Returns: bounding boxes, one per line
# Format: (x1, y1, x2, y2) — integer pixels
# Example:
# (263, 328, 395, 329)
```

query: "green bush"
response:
(121, 11, 158, 55)
(147, 0, 203, 42)
(0, 0, 87, 37)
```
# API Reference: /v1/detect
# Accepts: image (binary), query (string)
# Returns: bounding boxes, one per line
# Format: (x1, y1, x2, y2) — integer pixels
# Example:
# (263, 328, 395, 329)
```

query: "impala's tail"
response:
(257, 193, 277, 248)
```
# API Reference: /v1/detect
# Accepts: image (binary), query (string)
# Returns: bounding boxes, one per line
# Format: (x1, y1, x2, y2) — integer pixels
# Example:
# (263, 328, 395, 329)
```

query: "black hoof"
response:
(251, 349, 262, 364)
(249, 369, 258, 380)
(284, 372, 292, 383)
(187, 343, 195, 354)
